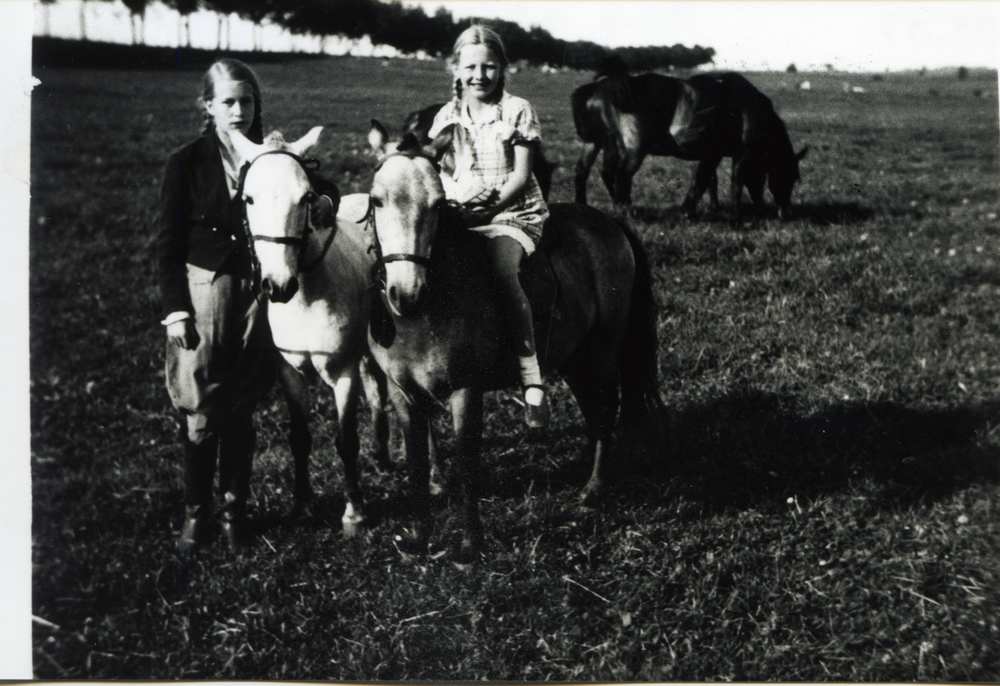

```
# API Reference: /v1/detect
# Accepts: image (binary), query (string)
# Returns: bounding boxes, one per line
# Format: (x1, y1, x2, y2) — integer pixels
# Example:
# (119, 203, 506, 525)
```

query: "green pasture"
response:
(30, 52, 999, 679)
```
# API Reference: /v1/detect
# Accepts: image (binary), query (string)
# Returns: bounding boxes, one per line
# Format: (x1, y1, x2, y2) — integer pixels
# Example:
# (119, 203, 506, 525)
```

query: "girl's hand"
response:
(457, 205, 496, 228)
(167, 319, 200, 350)
(310, 195, 335, 228)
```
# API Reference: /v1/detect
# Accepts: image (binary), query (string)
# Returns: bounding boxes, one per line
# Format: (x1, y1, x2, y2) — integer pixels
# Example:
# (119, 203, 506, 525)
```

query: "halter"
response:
(237, 149, 338, 275)
(361, 147, 444, 287)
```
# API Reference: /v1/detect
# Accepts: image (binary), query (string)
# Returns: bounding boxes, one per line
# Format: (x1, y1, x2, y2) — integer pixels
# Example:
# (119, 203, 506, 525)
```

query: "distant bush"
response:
(958, 66, 969, 80)
(786, 63, 797, 74)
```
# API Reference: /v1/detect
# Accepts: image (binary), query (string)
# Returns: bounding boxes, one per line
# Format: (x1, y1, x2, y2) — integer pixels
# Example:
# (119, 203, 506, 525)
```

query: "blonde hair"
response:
(449, 24, 508, 102)
(198, 58, 264, 144)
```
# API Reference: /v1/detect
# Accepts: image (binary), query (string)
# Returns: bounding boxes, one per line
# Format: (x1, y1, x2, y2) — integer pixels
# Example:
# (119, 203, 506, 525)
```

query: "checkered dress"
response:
(429, 92, 549, 249)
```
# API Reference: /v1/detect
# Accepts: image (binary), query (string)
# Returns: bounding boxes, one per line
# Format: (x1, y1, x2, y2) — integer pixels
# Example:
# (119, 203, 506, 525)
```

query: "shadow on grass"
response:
(637, 390, 1000, 512)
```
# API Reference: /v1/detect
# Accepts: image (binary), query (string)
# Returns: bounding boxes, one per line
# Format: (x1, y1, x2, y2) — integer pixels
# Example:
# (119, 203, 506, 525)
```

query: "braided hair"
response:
(449, 24, 508, 103)
(198, 59, 264, 144)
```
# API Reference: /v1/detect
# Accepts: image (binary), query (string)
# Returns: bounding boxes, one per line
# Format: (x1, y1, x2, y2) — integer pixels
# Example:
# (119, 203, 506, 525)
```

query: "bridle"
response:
(360, 148, 445, 287)
(237, 149, 338, 275)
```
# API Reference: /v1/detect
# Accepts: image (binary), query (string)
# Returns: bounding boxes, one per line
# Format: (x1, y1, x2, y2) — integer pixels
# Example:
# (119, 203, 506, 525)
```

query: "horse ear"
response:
(288, 126, 323, 157)
(229, 129, 266, 163)
(796, 146, 809, 161)
(368, 119, 390, 156)
(396, 132, 422, 153)
(427, 124, 455, 161)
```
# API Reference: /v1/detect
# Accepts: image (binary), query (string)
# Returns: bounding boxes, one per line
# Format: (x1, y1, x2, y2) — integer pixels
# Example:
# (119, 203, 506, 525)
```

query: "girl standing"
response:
(157, 59, 333, 552)
(428, 25, 551, 427)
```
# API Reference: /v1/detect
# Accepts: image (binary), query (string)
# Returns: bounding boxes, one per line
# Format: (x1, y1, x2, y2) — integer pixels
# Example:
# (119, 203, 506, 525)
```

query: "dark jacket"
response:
(156, 132, 340, 318)
(156, 133, 253, 318)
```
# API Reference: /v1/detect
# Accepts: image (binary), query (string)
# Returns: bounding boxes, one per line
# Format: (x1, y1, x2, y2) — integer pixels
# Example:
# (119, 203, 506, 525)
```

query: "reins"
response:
(360, 147, 443, 288)
(238, 149, 339, 276)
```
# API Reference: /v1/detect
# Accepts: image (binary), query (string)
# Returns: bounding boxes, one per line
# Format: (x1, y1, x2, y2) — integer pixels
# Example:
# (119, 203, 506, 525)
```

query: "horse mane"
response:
(592, 54, 637, 113)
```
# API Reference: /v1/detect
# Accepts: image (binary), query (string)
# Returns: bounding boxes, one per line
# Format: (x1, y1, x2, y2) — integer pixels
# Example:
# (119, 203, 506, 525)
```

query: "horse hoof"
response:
(341, 502, 367, 537)
(579, 484, 606, 508)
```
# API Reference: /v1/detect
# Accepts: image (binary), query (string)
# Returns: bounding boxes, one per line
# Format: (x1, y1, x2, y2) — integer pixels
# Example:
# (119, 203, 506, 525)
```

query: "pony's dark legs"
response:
(562, 350, 620, 506)
(450, 388, 485, 559)
(359, 355, 391, 472)
(391, 384, 433, 554)
(276, 359, 314, 519)
(332, 371, 366, 535)
(731, 155, 766, 226)
(681, 157, 722, 217)
(574, 140, 601, 205)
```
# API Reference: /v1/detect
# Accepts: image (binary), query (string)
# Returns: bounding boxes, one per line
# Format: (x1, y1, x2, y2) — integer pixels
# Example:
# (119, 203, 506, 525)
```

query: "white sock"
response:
(519, 353, 542, 387)
(525, 386, 545, 406)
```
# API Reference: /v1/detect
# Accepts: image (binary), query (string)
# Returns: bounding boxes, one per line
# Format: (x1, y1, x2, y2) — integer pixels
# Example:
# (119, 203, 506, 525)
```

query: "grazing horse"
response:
(229, 127, 390, 533)
(365, 120, 663, 560)
(572, 58, 807, 221)
(402, 103, 557, 201)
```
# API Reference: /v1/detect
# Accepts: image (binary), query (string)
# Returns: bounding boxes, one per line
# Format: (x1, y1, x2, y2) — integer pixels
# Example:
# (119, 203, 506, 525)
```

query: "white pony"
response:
(230, 127, 389, 534)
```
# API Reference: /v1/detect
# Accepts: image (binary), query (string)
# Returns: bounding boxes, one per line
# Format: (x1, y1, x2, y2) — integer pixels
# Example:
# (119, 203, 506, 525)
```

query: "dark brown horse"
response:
(366, 120, 663, 560)
(402, 103, 557, 201)
(573, 59, 807, 222)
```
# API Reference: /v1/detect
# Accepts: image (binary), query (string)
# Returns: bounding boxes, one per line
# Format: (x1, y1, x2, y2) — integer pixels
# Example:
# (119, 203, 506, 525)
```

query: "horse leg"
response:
(615, 149, 646, 207)
(359, 355, 391, 473)
(563, 363, 620, 507)
(681, 157, 721, 218)
(600, 146, 621, 205)
(743, 165, 767, 226)
(276, 356, 315, 520)
(390, 383, 433, 555)
(449, 388, 485, 561)
(730, 156, 747, 226)
(330, 370, 366, 535)
(574, 140, 600, 205)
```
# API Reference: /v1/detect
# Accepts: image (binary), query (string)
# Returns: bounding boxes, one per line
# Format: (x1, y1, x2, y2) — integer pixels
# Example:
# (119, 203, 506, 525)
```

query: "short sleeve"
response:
(428, 99, 461, 139)
(504, 96, 542, 145)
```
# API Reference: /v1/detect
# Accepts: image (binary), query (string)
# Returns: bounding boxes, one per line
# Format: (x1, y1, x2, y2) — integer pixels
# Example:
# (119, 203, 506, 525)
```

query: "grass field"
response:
(29, 46, 1000, 679)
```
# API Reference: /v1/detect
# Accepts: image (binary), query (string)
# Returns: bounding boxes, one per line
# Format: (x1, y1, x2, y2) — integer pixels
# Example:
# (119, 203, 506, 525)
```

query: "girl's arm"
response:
(491, 143, 533, 212)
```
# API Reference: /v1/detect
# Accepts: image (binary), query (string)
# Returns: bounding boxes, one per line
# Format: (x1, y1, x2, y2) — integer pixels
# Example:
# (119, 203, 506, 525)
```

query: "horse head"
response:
(230, 126, 324, 303)
(367, 119, 448, 317)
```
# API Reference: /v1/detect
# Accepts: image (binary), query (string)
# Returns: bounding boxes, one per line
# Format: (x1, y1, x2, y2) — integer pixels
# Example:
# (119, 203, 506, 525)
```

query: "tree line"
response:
(57, 0, 716, 71)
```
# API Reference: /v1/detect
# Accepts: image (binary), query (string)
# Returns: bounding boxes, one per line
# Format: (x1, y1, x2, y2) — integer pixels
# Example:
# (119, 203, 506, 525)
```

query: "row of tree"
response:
(55, 0, 716, 71)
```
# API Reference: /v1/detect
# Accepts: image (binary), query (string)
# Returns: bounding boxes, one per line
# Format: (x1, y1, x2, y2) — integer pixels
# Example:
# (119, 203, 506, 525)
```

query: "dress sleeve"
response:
(155, 152, 194, 319)
(506, 98, 543, 145)
(427, 99, 459, 139)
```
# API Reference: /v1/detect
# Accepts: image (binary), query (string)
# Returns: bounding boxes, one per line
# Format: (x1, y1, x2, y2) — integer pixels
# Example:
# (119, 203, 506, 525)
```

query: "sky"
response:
(412, 1, 1000, 72)
(32, 0, 1000, 72)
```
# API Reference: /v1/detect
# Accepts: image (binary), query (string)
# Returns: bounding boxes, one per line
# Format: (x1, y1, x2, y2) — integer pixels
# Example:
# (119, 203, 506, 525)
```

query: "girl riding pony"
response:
(428, 25, 551, 427)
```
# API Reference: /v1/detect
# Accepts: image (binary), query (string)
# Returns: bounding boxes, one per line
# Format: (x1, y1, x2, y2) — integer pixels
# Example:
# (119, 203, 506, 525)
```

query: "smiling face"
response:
(454, 44, 502, 103)
(205, 78, 255, 138)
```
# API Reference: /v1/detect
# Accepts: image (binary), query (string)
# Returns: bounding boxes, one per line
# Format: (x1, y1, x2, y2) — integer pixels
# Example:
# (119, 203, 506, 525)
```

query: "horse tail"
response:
(616, 220, 666, 435)
(571, 82, 601, 144)
(595, 55, 635, 113)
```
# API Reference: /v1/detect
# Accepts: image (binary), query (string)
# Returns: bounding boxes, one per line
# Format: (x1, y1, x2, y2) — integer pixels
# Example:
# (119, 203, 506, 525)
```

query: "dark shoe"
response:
(178, 505, 213, 553)
(524, 386, 549, 428)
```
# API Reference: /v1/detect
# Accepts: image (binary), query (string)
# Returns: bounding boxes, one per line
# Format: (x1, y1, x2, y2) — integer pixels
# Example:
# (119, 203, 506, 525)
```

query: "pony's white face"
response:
(368, 121, 446, 317)
(230, 127, 323, 303)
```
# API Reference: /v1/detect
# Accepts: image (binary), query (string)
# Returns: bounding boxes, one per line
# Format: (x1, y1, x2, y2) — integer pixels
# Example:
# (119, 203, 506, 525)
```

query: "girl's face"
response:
(205, 78, 255, 137)
(455, 44, 502, 102)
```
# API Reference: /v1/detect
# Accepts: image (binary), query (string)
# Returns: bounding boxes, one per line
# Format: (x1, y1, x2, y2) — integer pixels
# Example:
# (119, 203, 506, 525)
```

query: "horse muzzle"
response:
(261, 275, 299, 304)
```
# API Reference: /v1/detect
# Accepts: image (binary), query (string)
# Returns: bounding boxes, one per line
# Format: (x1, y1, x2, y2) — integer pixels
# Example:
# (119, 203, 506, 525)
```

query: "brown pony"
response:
(365, 120, 663, 561)
(573, 58, 807, 222)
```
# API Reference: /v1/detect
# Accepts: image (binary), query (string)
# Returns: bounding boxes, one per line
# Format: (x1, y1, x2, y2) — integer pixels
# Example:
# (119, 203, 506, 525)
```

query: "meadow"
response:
(29, 44, 1000, 679)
